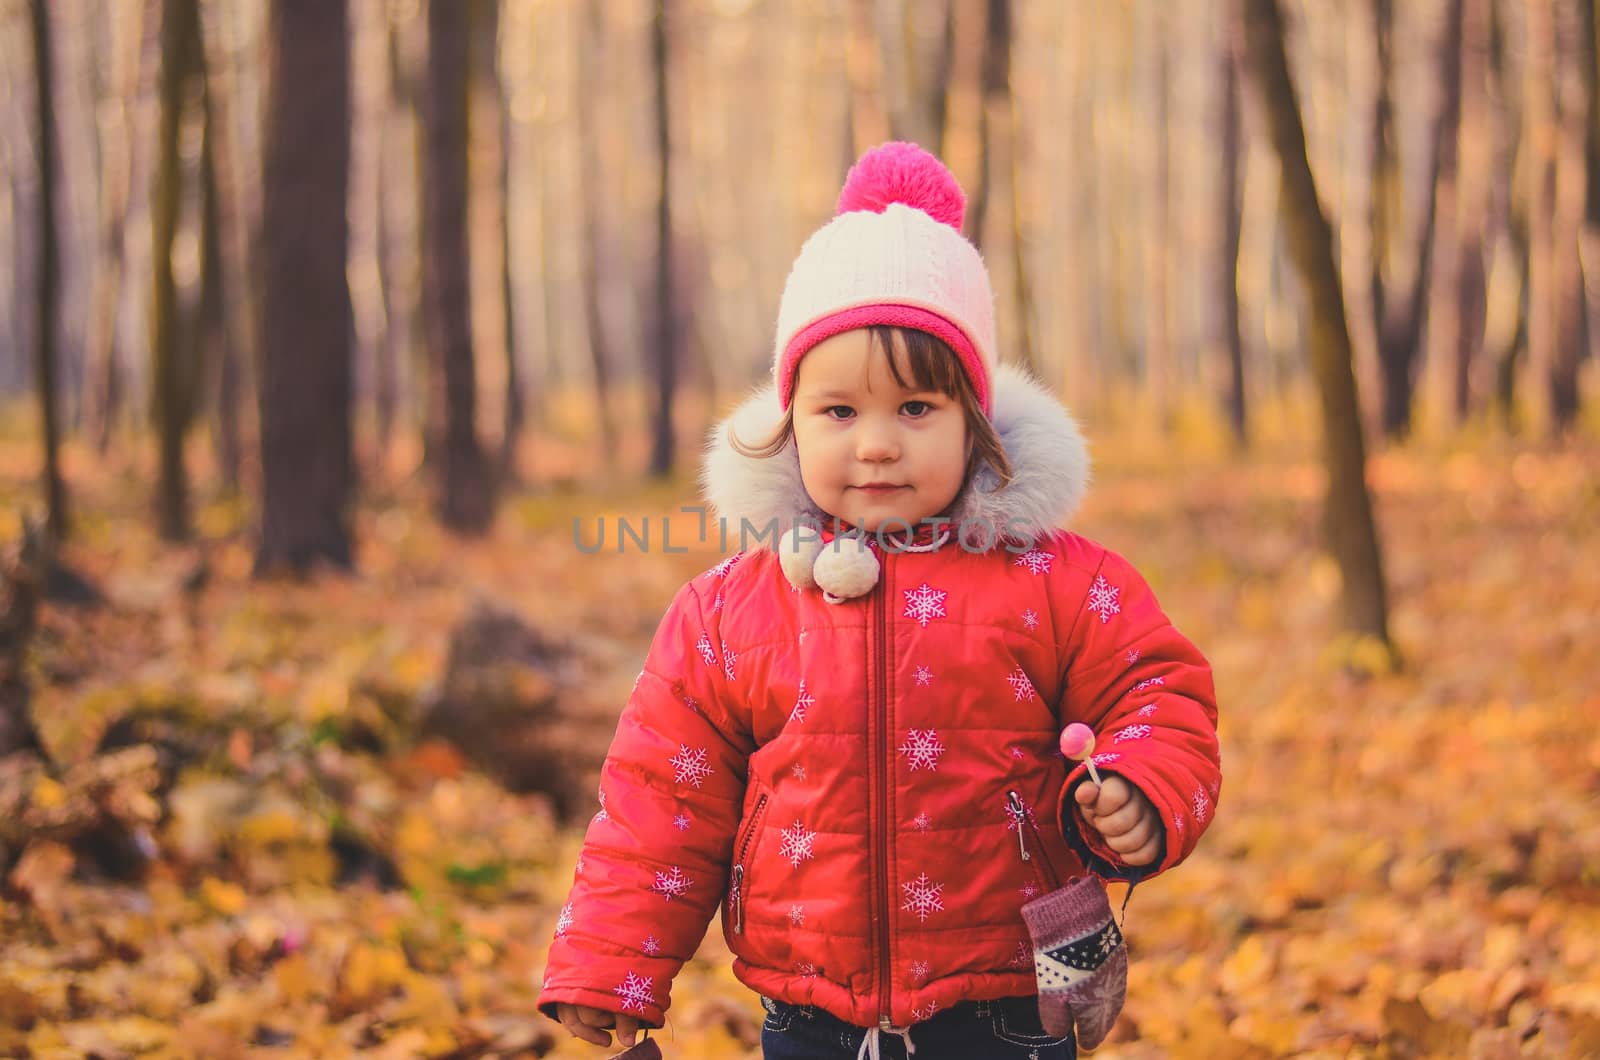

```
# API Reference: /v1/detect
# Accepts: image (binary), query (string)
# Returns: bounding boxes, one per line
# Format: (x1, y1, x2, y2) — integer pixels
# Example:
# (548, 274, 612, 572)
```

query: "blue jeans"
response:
(759, 996, 1075, 1059)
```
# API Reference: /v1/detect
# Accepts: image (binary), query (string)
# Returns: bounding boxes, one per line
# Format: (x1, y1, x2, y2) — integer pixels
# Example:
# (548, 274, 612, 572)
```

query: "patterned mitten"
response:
(610, 1034, 662, 1059)
(1021, 875, 1127, 1049)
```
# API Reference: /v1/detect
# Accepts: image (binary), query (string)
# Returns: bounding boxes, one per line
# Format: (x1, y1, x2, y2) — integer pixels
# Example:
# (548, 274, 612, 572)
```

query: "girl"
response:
(540, 142, 1221, 1059)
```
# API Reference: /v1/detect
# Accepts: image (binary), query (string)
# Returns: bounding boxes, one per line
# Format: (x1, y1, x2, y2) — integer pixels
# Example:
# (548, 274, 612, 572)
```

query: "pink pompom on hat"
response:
(773, 142, 998, 416)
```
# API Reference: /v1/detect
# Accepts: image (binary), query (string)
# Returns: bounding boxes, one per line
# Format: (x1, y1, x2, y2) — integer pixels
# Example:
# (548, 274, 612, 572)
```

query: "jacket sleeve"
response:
(1054, 546, 1220, 883)
(537, 577, 754, 1028)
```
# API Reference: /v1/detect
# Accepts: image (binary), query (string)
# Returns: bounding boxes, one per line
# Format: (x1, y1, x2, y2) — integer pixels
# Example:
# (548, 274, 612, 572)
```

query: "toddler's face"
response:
(790, 329, 969, 533)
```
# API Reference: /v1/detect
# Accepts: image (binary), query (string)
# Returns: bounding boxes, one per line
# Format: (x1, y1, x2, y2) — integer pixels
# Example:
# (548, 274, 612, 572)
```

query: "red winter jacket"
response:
(538, 366, 1221, 1031)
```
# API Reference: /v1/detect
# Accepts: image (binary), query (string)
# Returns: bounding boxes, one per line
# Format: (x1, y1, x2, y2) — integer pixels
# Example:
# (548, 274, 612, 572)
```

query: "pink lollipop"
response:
(1058, 723, 1102, 785)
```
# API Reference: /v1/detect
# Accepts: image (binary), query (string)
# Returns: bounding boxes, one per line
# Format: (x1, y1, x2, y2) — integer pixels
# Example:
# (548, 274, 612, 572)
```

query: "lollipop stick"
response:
(1084, 759, 1102, 786)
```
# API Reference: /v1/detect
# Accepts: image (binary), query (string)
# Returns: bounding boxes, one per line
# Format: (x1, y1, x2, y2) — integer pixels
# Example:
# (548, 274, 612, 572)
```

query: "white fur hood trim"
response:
(698, 363, 1090, 553)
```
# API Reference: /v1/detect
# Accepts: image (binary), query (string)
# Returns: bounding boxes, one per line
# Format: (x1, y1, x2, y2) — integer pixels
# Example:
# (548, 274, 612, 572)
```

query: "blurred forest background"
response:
(1, 0, 1598, 1057)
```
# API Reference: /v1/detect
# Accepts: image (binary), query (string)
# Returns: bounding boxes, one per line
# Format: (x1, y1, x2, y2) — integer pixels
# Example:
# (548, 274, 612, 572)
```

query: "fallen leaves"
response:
(0, 428, 1596, 1057)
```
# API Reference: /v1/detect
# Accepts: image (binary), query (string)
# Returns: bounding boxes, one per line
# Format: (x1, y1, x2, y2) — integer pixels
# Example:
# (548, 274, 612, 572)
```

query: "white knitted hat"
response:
(772, 142, 998, 415)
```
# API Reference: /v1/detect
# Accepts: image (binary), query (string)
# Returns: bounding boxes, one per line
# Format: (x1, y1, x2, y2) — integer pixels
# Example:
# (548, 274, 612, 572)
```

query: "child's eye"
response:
(824, 405, 855, 420)
(901, 401, 932, 417)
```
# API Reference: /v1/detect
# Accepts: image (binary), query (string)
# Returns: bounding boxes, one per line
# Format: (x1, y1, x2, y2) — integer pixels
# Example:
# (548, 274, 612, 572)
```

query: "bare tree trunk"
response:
(874, 0, 950, 149)
(1526, 0, 1564, 433)
(197, 0, 257, 490)
(424, 0, 493, 531)
(577, 2, 618, 472)
(1424, 0, 1468, 433)
(1370, 0, 1449, 440)
(1220, 3, 1248, 446)
(1141, 0, 1171, 418)
(1489, 0, 1528, 426)
(1550, 0, 1590, 431)
(941, 0, 985, 201)
(494, 8, 523, 485)
(198, 85, 234, 493)
(375, 9, 417, 469)
(1242, 0, 1393, 652)
(1002, 2, 1037, 376)
(1449, 0, 1492, 423)
(968, 0, 1009, 251)
(84, 0, 144, 456)
(30, 0, 67, 543)
(256, 0, 355, 572)
(845, 0, 891, 157)
(649, 0, 678, 478)
(152, 0, 201, 542)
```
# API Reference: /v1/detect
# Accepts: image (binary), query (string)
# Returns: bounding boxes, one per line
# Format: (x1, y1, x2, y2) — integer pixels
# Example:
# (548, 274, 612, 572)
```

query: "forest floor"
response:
(1, 410, 1598, 1059)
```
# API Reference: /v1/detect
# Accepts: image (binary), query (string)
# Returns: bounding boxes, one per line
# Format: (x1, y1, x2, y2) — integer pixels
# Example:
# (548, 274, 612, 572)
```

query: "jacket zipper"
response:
(873, 552, 892, 1030)
(731, 792, 768, 934)
(1008, 789, 1062, 893)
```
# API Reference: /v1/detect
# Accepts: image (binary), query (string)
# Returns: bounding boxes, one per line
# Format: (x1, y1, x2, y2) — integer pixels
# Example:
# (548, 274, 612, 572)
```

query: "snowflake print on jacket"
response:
(614, 972, 655, 1013)
(901, 873, 946, 922)
(1014, 548, 1054, 574)
(791, 681, 815, 722)
(650, 867, 693, 902)
(669, 745, 713, 788)
(898, 729, 945, 771)
(1086, 574, 1122, 623)
(902, 583, 949, 627)
(779, 821, 817, 867)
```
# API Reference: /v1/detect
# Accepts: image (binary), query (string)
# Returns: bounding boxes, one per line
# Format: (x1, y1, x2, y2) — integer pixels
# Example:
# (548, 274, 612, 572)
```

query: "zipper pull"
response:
(1007, 791, 1030, 862)
(731, 864, 745, 933)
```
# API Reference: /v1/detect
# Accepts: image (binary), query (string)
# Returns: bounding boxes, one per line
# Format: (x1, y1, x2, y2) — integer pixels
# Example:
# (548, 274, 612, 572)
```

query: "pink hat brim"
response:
(778, 305, 992, 416)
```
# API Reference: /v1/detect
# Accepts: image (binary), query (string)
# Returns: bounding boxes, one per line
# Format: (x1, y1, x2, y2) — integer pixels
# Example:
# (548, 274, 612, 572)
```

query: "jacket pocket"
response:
(730, 789, 770, 934)
(1007, 790, 1063, 892)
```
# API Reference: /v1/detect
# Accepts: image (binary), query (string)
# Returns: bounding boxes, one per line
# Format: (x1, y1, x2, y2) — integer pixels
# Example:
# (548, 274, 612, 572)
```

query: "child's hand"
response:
(555, 1003, 643, 1048)
(1074, 774, 1161, 866)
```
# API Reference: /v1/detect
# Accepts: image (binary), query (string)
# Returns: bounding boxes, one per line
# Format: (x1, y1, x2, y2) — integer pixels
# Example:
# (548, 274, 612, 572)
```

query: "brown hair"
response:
(730, 326, 1013, 490)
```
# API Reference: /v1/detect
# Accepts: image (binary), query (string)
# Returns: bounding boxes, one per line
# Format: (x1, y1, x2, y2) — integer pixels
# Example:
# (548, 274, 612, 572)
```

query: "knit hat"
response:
(772, 142, 998, 416)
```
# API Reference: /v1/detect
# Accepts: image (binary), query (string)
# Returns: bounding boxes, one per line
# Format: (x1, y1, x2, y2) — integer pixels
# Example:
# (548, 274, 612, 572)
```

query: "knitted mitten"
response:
(1021, 875, 1127, 1049)
(610, 1035, 662, 1060)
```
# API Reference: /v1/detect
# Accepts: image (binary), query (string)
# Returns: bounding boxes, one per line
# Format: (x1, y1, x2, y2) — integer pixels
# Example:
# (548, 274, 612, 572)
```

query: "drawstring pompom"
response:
(813, 537, 881, 604)
(777, 527, 825, 590)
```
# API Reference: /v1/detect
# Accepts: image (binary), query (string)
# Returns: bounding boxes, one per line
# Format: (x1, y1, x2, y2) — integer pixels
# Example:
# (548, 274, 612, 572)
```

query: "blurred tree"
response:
(1369, 0, 1449, 440)
(256, 0, 355, 572)
(1137, 0, 1168, 415)
(377, 1, 421, 468)
(845, 0, 892, 158)
(425, 0, 494, 531)
(84, 1, 146, 456)
(1419, 0, 1466, 435)
(30, 0, 67, 542)
(1442, 0, 1492, 424)
(1548, 0, 1589, 431)
(197, 0, 259, 494)
(469, 0, 523, 484)
(875, 0, 952, 150)
(151, 0, 203, 541)
(963, 0, 1036, 373)
(649, 0, 678, 479)
(577, 2, 619, 474)
(1220, 1, 1248, 446)
(195, 65, 231, 492)
(1488, 0, 1531, 425)
(1242, 0, 1393, 651)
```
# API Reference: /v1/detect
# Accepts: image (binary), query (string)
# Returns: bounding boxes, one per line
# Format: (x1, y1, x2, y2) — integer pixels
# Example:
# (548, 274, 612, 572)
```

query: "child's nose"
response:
(855, 423, 899, 462)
